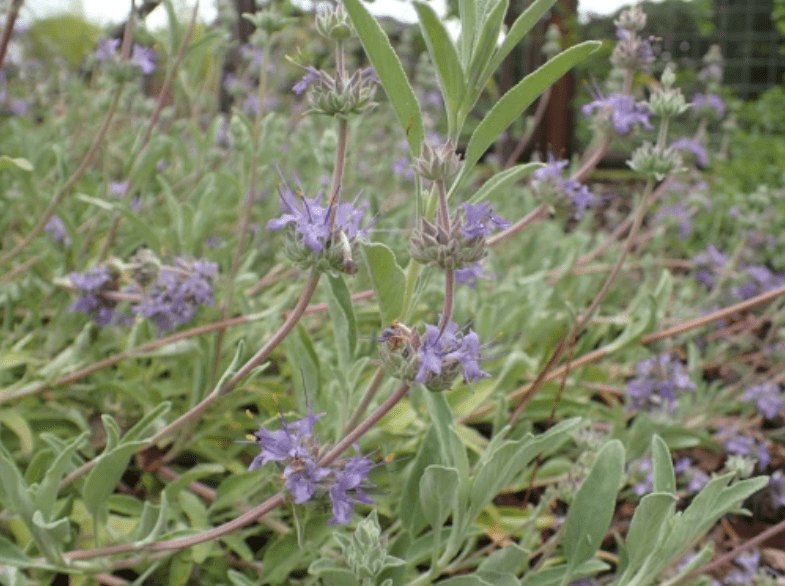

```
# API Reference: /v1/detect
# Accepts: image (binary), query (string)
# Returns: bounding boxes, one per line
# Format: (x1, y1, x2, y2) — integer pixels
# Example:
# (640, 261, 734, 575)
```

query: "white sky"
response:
(20, 0, 643, 27)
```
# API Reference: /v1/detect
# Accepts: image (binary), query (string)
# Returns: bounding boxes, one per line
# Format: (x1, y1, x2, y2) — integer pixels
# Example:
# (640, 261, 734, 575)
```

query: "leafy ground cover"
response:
(0, 1, 784, 585)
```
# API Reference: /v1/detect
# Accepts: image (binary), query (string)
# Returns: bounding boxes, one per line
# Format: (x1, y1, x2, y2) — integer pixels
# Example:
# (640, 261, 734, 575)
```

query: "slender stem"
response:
(572, 133, 611, 183)
(487, 204, 548, 247)
(0, 313, 253, 405)
(99, 1, 200, 259)
(640, 281, 785, 344)
(214, 33, 273, 383)
(59, 269, 321, 488)
(319, 384, 410, 466)
(440, 270, 455, 330)
(0, 0, 23, 71)
(509, 178, 656, 425)
(674, 518, 785, 586)
(328, 117, 349, 224)
(60, 383, 410, 563)
(343, 367, 386, 433)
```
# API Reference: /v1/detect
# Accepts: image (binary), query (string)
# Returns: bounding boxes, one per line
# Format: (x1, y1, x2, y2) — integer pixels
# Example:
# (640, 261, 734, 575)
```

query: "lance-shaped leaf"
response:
(414, 1, 465, 138)
(342, 0, 424, 155)
(456, 41, 600, 189)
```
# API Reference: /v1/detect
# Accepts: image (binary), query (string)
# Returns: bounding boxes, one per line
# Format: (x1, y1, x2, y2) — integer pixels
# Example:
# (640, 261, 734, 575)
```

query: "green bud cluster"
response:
(242, 10, 290, 36)
(648, 66, 690, 119)
(628, 143, 682, 180)
(315, 3, 354, 42)
(615, 5, 647, 32)
(411, 141, 462, 182)
(542, 24, 562, 60)
(281, 229, 360, 277)
(376, 321, 463, 392)
(306, 69, 377, 118)
(333, 512, 404, 582)
(409, 215, 487, 271)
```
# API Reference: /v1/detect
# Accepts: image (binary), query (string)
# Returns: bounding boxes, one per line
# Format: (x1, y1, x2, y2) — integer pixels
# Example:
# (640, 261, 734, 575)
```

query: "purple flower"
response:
(328, 454, 375, 525)
(455, 262, 490, 288)
(249, 410, 375, 524)
(725, 550, 760, 585)
(131, 44, 156, 75)
(132, 258, 218, 333)
(45, 215, 70, 246)
(461, 202, 510, 239)
(691, 93, 725, 117)
(671, 137, 709, 167)
(533, 156, 598, 218)
(582, 93, 653, 135)
(266, 188, 369, 253)
(769, 471, 785, 508)
(70, 266, 118, 327)
(742, 383, 784, 419)
(293, 66, 320, 95)
(719, 427, 770, 469)
(626, 354, 695, 412)
(415, 320, 490, 385)
(95, 38, 120, 61)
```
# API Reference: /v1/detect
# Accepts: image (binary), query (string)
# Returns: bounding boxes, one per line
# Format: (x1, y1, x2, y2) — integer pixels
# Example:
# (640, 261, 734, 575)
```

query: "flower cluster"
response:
(625, 353, 696, 412)
(378, 319, 489, 391)
(292, 66, 377, 117)
(691, 93, 725, 118)
(93, 39, 157, 80)
(409, 202, 508, 271)
(717, 426, 770, 470)
(266, 188, 370, 274)
(531, 156, 597, 218)
(742, 383, 785, 420)
(132, 258, 218, 333)
(582, 93, 653, 135)
(69, 254, 218, 333)
(249, 409, 374, 525)
(70, 266, 120, 327)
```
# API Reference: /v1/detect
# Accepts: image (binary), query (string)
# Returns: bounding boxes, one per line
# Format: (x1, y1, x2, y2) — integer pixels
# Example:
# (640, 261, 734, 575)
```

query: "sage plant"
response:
(0, 2, 775, 585)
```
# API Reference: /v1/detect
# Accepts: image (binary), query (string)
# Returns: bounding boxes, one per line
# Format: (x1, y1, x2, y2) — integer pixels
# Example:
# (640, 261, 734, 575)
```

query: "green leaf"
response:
(400, 426, 441, 535)
(420, 465, 460, 530)
(467, 162, 542, 204)
(468, 419, 580, 520)
(34, 432, 88, 520)
(563, 440, 624, 571)
(485, 0, 558, 81)
(132, 492, 169, 546)
(0, 409, 35, 456)
(122, 402, 172, 444)
(82, 440, 150, 520)
(465, 0, 509, 100)
(342, 0, 424, 155)
(423, 391, 468, 476)
(0, 155, 33, 171)
(624, 492, 676, 572)
(0, 533, 53, 569)
(477, 543, 528, 574)
(414, 1, 465, 138)
(520, 561, 608, 586)
(437, 576, 494, 586)
(651, 435, 676, 494)
(359, 241, 405, 325)
(324, 275, 358, 372)
(457, 0, 477, 64)
(283, 323, 321, 404)
(457, 41, 600, 186)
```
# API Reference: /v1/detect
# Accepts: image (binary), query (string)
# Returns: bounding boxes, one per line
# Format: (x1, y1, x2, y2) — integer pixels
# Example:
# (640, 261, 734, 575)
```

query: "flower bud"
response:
(305, 68, 377, 117)
(315, 3, 354, 41)
(615, 5, 646, 32)
(411, 141, 462, 182)
(542, 24, 562, 60)
(409, 215, 487, 271)
(243, 10, 289, 35)
(628, 143, 682, 180)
